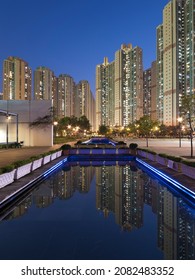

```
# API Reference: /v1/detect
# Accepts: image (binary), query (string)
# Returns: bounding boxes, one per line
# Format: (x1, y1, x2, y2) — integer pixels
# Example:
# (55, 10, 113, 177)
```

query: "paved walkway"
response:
(0, 138, 194, 168)
(125, 138, 195, 160)
(0, 143, 74, 168)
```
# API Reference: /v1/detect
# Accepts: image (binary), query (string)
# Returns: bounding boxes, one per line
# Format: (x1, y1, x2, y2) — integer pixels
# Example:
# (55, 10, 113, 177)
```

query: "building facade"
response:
(156, 24, 164, 124)
(159, 0, 195, 126)
(76, 80, 96, 131)
(57, 74, 75, 118)
(96, 57, 115, 130)
(3, 56, 32, 100)
(34, 66, 55, 100)
(96, 44, 143, 130)
(115, 44, 143, 127)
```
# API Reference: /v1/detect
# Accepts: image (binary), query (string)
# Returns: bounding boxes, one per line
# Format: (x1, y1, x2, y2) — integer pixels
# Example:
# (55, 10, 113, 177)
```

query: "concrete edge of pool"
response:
(0, 155, 194, 215)
(136, 158, 195, 204)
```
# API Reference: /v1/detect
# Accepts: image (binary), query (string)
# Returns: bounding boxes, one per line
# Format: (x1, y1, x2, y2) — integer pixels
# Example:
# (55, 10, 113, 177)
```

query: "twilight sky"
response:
(0, 0, 169, 95)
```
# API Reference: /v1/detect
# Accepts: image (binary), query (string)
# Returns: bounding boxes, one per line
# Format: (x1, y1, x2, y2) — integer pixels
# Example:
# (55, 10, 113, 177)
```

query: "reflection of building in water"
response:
(96, 164, 144, 231)
(143, 176, 158, 214)
(177, 199, 195, 260)
(74, 165, 95, 193)
(163, 189, 177, 259)
(52, 165, 95, 199)
(96, 165, 115, 217)
(2, 162, 194, 260)
(143, 176, 195, 260)
(33, 179, 54, 208)
(4, 197, 32, 220)
(115, 165, 144, 231)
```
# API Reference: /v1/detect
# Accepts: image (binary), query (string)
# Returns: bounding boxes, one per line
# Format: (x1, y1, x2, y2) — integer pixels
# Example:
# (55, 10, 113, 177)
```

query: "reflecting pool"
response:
(0, 160, 194, 260)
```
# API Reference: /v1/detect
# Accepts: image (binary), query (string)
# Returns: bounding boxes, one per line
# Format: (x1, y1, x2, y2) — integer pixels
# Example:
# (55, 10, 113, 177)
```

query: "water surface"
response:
(0, 161, 194, 260)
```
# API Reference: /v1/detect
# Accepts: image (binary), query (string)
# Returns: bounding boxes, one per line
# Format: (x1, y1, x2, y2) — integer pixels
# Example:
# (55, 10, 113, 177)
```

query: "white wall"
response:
(0, 100, 53, 146)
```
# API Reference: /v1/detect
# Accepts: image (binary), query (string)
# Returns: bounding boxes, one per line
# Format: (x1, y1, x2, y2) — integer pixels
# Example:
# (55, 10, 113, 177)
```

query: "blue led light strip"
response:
(43, 160, 64, 177)
(136, 158, 195, 201)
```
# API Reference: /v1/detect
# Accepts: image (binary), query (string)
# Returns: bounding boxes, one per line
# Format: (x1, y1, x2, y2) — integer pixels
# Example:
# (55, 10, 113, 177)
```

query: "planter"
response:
(129, 149, 137, 156)
(167, 160, 181, 172)
(156, 155, 168, 166)
(51, 152, 57, 161)
(181, 163, 195, 179)
(62, 150, 70, 156)
(0, 169, 16, 189)
(15, 162, 32, 180)
(43, 155, 51, 165)
(32, 158, 43, 171)
(56, 150, 62, 158)
(137, 150, 147, 158)
(146, 153, 156, 161)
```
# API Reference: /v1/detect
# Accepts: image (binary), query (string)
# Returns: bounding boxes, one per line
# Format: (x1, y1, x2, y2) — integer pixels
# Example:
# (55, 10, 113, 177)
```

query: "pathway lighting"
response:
(177, 117, 183, 148)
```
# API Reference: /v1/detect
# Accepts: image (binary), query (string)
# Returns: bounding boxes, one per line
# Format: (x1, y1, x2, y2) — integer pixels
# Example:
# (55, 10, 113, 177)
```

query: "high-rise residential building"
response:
(34, 66, 55, 100)
(151, 61, 157, 121)
(185, 0, 195, 99)
(143, 68, 152, 116)
(3, 56, 32, 100)
(143, 62, 157, 120)
(76, 80, 96, 131)
(96, 44, 143, 130)
(159, 0, 195, 126)
(115, 44, 143, 127)
(162, 1, 179, 126)
(96, 57, 115, 130)
(57, 74, 75, 118)
(156, 24, 164, 123)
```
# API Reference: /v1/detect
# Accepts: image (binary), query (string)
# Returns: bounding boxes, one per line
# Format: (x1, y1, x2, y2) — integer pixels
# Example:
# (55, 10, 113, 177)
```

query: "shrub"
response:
(76, 140, 82, 145)
(181, 160, 195, 167)
(158, 153, 182, 162)
(117, 141, 126, 145)
(0, 164, 15, 174)
(158, 153, 168, 158)
(129, 143, 138, 150)
(166, 155, 182, 162)
(13, 159, 32, 168)
(61, 144, 71, 150)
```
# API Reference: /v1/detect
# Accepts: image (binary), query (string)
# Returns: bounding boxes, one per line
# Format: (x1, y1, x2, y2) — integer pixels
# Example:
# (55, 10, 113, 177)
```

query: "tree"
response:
(98, 124, 109, 135)
(29, 107, 54, 128)
(130, 116, 159, 147)
(180, 94, 195, 157)
(78, 115, 90, 131)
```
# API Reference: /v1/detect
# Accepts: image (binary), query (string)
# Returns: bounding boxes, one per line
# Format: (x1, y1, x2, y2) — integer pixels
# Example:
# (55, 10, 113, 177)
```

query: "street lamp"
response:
(6, 114, 11, 148)
(53, 121, 58, 137)
(178, 117, 183, 148)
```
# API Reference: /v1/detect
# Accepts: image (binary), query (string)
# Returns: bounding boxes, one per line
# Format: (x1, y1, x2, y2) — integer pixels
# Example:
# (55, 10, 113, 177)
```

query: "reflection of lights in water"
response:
(136, 158, 195, 201)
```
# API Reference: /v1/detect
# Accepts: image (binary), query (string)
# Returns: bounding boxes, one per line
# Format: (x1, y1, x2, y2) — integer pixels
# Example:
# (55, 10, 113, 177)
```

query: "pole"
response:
(6, 115, 9, 149)
(16, 114, 19, 143)
(179, 121, 181, 148)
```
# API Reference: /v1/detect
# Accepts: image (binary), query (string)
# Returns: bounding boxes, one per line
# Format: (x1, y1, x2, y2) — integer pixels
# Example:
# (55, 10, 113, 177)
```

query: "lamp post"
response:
(178, 117, 183, 148)
(6, 114, 11, 149)
(53, 121, 58, 137)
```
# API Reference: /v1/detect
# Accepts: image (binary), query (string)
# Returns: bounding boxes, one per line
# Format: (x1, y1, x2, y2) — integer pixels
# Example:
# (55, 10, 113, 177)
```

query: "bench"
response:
(0, 141, 24, 148)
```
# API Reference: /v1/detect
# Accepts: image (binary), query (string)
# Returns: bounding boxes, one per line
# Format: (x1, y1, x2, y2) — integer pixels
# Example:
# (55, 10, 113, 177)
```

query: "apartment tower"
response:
(3, 56, 32, 100)
(156, 24, 164, 123)
(115, 44, 143, 127)
(76, 80, 96, 131)
(34, 66, 55, 100)
(57, 74, 75, 118)
(96, 57, 115, 130)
